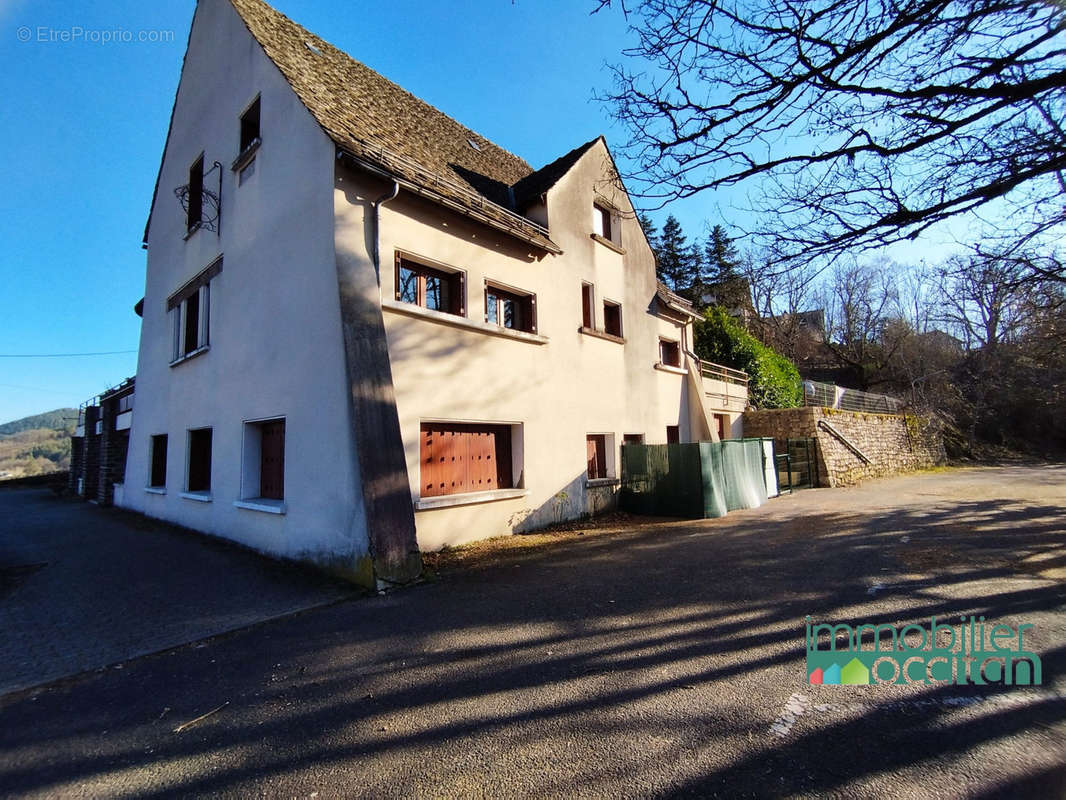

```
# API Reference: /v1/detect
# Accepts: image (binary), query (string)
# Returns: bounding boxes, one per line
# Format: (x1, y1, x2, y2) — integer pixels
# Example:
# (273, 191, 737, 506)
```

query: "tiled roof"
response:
(656, 283, 701, 318)
(512, 137, 601, 209)
(229, 0, 561, 252)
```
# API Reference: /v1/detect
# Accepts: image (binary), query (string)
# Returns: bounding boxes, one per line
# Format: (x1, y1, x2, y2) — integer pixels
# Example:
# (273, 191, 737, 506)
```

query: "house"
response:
(117, 0, 748, 586)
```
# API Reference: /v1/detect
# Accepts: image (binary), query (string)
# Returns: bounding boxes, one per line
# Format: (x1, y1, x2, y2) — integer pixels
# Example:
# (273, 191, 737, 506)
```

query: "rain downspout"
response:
(372, 180, 400, 280)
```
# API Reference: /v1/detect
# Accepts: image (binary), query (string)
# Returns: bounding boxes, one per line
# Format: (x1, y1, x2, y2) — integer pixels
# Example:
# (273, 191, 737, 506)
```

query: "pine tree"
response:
(656, 215, 696, 292)
(637, 212, 659, 252)
(705, 225, 741, 284)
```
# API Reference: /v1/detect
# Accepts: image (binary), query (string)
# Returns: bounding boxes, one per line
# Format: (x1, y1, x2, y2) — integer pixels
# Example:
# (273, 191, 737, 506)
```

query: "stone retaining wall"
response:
(743, 406, 944, 487)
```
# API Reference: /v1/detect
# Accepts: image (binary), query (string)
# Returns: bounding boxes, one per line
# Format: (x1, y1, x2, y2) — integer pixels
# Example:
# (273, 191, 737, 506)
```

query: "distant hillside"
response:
(0, 408, 77, 437)
(0, 408, 77, 480)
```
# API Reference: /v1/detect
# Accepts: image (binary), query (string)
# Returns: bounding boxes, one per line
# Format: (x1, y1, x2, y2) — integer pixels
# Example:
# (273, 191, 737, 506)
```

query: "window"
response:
(659, 338, 681, 367)
(187, 428, 212, 493)
(239, 96, 261, 154)
(581, 282, 594, 329)
(586, 434, 616, 480)
(396, 254, 464, 316)
(666, 425, 680, 444)
(603, 300, 623, 338)
(187, 154, 204, 232)
(716, 414, 729, 441)
(149, 434, 168, 488)
(623, 433, 644, 446)
(168, 258, 222, 362)
(242, 418, 285, 501)
(420, 422, 514, 498)
(486, 282, 536, 333)
(593, 204, 612, 241)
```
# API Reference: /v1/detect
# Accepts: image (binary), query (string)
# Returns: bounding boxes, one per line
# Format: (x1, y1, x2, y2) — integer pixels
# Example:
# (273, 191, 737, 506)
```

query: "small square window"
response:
(149, 434, 168, 488)
(623, 433, 644, 446)
(586, 433, 617, 480)
(659, 338, 681, 367)
(667, 425, 680, 444)
(486, 282, 536, 333)
(603, 301, 622, 338)
(187, 428, 212, 493)
(395, 254, 464, 316)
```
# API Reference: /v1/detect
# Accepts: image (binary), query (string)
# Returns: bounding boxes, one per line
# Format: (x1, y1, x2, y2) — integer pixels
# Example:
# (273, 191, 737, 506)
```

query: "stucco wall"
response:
(335, 140, 706, 550)
(743, 406, 944, 487)
(122, 0, 370, 578)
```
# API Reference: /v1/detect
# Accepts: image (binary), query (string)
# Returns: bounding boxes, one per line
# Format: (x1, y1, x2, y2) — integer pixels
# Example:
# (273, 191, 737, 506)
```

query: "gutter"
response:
(336, 149, 562, 255)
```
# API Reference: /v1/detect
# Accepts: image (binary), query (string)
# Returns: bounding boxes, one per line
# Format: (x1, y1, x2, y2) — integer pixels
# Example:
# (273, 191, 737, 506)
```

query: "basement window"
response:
(486, 282, 536, 333)
(149, 434, 168, 488)
(241, 418, 285, 504)
(586, 433, 616, 480)
(396, 253, 465, 317)
(186, 427, 212, 494)
(420, 422, 517, 498)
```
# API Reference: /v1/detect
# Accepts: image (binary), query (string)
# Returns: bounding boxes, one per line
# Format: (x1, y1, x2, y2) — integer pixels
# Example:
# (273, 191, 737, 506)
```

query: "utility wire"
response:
(0, 350, 137, 358)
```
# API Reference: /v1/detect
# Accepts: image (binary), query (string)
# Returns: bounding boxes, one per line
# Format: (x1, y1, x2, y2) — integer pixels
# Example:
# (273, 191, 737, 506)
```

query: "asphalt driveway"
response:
(0, 488, 352, 695)
(1, 466, 1065, 797)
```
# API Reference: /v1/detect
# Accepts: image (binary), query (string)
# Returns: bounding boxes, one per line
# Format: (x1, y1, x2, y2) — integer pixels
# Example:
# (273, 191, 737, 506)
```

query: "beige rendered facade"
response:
(122, 0, 748, 584)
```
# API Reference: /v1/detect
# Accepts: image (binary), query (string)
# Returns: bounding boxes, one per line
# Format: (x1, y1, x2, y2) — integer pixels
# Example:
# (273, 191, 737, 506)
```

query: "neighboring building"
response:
(70, 378, 135, 505)
(119, 0, 747, 585)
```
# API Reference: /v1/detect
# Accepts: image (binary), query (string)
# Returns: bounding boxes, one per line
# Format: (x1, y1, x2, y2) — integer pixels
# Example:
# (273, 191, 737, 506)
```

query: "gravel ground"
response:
(0, 465, 1064, 798)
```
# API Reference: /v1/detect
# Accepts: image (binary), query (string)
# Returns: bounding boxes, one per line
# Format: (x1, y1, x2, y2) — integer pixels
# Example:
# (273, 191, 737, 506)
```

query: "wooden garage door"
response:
(420, 423, 513, 498)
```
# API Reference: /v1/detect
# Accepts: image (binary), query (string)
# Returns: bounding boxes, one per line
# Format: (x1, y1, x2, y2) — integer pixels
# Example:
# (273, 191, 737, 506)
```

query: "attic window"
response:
(240, 96, 260, 154)
(467, 138, 482, 152)
(304, 41, 322, 55)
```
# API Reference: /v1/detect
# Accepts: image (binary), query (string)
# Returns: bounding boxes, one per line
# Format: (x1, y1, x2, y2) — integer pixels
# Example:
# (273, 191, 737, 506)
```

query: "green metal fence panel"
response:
(621, 438, 770, 519)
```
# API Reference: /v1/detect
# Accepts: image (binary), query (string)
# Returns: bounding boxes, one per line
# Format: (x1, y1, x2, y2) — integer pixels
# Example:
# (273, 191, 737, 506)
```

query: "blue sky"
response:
(1, 0, 743, 424)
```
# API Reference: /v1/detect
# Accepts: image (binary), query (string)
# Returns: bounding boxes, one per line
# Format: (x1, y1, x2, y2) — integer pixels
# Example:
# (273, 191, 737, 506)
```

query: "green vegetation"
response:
(0, 408, 76, 479)
(695, 307, 803, 409)
(0, 408, 77, 436)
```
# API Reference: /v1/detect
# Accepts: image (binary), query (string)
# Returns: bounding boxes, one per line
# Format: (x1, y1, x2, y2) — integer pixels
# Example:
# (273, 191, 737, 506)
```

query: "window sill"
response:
(591, 233, 625, 255)
(183, 221, 203, 242)
(170, 345, 210, 367)
(234, 498, 286, 515)
(655, 363, 686, 375)
(383, 300, 549, 345)
(586, 477, 621, 488)
(415, 487, 528, 511)
(180, 491, 212, 503)
(578, 326, 625, 345)
(144, 486, 166, 495)
(231, 138, 261, 172)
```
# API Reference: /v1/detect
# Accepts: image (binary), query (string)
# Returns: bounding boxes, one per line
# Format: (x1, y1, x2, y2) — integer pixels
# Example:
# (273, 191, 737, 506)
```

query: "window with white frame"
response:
(168, 257, 222, 362)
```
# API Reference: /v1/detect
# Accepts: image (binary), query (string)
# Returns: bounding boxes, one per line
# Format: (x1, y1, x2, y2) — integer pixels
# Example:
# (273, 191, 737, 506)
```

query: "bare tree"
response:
(595, 0, 1066, 269)
(934, 251, 1035, 352)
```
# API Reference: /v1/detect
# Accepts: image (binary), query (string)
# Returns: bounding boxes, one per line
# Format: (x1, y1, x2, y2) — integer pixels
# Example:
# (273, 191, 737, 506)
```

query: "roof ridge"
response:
(228, 0, 533, 176)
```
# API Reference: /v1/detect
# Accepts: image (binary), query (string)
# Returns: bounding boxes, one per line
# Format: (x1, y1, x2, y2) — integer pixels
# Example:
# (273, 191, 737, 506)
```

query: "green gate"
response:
(773, 437, 821, 492)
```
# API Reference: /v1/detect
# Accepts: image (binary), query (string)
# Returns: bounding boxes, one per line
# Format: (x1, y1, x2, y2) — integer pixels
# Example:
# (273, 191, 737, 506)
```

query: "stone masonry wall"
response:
(743, 406, 944, 488)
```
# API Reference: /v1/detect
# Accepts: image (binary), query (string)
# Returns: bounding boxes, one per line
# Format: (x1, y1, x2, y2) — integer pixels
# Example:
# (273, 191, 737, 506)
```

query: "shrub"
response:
(695, 308, 803, 408)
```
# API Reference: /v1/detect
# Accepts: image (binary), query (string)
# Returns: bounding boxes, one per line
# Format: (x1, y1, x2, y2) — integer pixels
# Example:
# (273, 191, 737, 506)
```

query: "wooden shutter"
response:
(586, 434, 606, 478)
(666, 425, 680, 444)
(259, 420, 285, 499)
(420, 423, 513, 498)
(188, 428, 212, 492)
(581, 284, 593, 328)
(150, 435, 168, 487)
